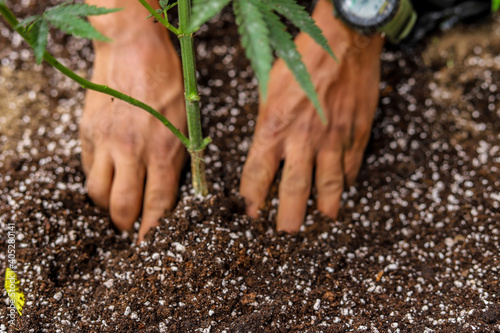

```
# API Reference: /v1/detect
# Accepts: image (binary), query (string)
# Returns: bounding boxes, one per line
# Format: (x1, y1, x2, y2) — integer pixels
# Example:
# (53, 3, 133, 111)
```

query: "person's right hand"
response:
(240, 0, 384, 232)
(81, 0, 186, 242)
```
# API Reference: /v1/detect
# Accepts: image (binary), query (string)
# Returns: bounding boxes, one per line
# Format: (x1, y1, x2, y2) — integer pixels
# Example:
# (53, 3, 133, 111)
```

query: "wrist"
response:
(86, 0, 165, 43)
(328, 0, 416, 44)
(312, 0, 384, 56)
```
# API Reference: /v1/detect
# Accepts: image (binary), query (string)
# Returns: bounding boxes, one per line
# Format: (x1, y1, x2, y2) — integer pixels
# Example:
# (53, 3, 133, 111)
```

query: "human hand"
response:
(240, 0, 384, 232)
(80, 1, 186, 242)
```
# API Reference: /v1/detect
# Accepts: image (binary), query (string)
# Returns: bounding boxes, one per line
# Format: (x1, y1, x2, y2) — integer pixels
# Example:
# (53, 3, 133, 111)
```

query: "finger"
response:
(240, 144, 281, 218)
(343, 119, 371, 187)
(85, 149, 113, 210)
(276, 143, 314, 233)
(324, 65, 356, 151)
(315, 146, 344, 219)
(344, 73, 379, 186)
(343, 37, 382, 186)
(138, 161, 180, 243)
(109, 156, 146, 231)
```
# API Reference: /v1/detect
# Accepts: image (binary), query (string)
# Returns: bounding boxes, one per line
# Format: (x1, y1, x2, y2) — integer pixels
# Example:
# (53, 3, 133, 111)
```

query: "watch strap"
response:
(379, 0, 417, 43)
(493, 0, 500, 12)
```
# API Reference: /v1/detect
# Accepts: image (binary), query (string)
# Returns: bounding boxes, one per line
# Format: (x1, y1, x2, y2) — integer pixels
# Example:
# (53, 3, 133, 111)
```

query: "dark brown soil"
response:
(1, 2, 499, 332)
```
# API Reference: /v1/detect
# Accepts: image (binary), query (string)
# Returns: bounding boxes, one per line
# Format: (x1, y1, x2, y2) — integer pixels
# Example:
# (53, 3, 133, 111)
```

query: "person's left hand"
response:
(240, 0, 384, 232)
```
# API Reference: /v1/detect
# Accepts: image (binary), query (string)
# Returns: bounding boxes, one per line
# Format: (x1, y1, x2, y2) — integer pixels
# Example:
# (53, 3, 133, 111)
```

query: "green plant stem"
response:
(139, 0, 209, 195)
(138, 0, 180, 35)
(0, 1, 189, 147)
(178, 0, 202, 151)
(178, 0, 208, 196)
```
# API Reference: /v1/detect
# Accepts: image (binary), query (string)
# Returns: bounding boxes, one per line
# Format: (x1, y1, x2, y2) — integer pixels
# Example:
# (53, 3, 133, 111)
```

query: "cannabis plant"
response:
(0, 0, 335, 196)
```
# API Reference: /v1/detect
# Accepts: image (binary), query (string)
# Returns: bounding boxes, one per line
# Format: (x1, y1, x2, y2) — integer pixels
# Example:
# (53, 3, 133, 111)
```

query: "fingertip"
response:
(85, 152, 113, 210)
(317, 197, 341, 220)
(315, 148, 344, 221)
(138, 162, 179, 242)
(86, 178, 111, 210)
(275, 145, 313, 234)
(345, 172, 357, 188)
(137, 218, 160, 243)
(239, 186, 260, 217)
(109, 161, 145, 233)
(343, 152, 363, 187)
(276, 211, 302, 234)
(316, 180, 343, 220)
(240, 150, 280, 219)
(110, 202, 139, 232)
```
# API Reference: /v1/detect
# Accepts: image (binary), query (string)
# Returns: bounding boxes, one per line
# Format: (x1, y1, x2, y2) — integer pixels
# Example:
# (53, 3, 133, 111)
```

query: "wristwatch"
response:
(332, 0, 417, 43)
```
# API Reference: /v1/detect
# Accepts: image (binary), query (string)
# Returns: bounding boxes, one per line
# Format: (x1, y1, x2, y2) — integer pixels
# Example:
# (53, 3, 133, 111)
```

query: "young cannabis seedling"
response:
(0, 0, 336, 196)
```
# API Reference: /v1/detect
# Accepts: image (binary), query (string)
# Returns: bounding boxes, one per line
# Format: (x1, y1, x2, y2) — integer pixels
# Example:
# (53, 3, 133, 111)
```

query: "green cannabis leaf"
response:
(146, 8, 163, 20)
(33, 20, 49, 65)
(160, 0, 170, 9)
(232, 0, 331, 121)
(47, 3, 121, 17)
(233, 0, 273, 99)
(44, 3, 121, 40)
(14, 15, 38, 29)
(16, 3, 122, 64)
(188, 0, 231, 33)
(146, 2, 177, 20)
(262, 9, 327, 123)
(263, 0, 337, 61)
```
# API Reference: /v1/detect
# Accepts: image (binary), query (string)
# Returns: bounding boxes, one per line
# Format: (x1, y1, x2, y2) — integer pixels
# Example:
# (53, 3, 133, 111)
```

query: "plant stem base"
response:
(190, 149, 208, 196)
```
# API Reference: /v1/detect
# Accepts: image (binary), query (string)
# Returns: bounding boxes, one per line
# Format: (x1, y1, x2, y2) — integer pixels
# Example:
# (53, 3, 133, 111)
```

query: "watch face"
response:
(336, 0, 399, 29)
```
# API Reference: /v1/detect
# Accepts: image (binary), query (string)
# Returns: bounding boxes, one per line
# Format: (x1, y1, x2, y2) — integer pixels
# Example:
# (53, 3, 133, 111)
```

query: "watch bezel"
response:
(332, 0, 401, 33)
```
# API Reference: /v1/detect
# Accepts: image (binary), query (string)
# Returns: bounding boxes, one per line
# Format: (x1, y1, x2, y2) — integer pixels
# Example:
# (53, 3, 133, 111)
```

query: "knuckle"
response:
(256, 122, 283, 144)
(96, 117, 113, 137)
(254, 106, 294, 144)
(297, 119, 315, 137)
(331, 123, 349, 137)
(316, 173, 344, 194)
(242, 163, 274, 185)
(281, 173, 309, 195)
(149, 139, 182, 162)
(115, 131, 143, 155)
(144, 190, 172, 213)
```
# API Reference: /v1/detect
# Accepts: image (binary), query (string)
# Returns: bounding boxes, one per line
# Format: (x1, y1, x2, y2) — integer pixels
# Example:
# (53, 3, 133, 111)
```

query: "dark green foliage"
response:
(190, 0, 335, 121)
(188, 0, 231, 33)
(263, 0, 337, 61)
(14, 15, 38, 29)
(160, 0, 170, 9)
(146, 1, 177, 19)
(33, 20, 49, 65)
(13, 0, 335, 122)
(262, 9, 327, 123)
(15, 3, 122, 64)
(233, 0, 273, 98)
